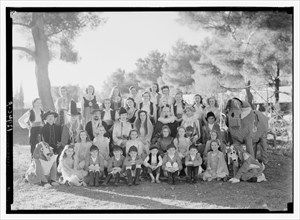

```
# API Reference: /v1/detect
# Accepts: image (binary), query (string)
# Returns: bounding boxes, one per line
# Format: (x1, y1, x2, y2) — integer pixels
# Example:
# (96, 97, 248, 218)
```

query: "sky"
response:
(12, 12, 210, 105)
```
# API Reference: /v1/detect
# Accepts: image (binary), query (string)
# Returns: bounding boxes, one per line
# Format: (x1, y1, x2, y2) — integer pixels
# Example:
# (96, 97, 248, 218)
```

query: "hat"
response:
(149, 144, 158, 151)
(91, 104, 101, 114)
(189, 144, 198, 151)
(43, 110, 58, 120)
(128, 145, 138, 153)
(206, 111, 216, 120)
(68, 100, 81, 116)
(167, 142, 176, 151)
(119, 107, 127, 115)
(112, 145, 123, 152)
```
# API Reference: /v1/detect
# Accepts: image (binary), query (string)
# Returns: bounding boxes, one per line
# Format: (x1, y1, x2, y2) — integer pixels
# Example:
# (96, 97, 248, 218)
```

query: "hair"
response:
(76, 130, 91, 143)
(150, 83, 159, 93)
(125, 97, 136, 108)
(207, 96, 219, 108)
(161, 85, 169, 91)
(175, 126, 186, 142)
(86, 85, 95, 95)
(142, 91, 151, 99)
(59, 86, 68, 97)
(208, 139, 221, 152)
(101, 98, 111, 109)
(129, 86, 136, 92)
(32, 98, 41, 107)
(194, 94, 203, 105)
(129, 129, 139, 140)
(134, 110, 152, 137)
(161, 125, 171, 138)
(69, 115, 81, 139)
(109, 86, 122, 99)
(60, 144, 75, 162)
(90, 144, 99, 152)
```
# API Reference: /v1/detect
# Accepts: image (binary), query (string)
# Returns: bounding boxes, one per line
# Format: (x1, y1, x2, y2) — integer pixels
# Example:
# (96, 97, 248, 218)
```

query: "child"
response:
(204, 96, 220, 124)
(203, 130, 226, 164)
(156, 125, 174, 157)
(202, 140, 229, 181)
(144, 144, 163, 183)
(125, 129, 145, 158)
(103, 145, 125, 186)
(185, 144, 203, 183)
(123, 146, 143, 186)
(162, 143, 183, 185)
(84, 145, 104, 187)
(93, 126, 110, 169)
(74, 130, 92, 172)
(229, 145, 267, 183)
(57, 145, 87, 186)
(202, 111, 221, 145)
(181, 105, 201, 143)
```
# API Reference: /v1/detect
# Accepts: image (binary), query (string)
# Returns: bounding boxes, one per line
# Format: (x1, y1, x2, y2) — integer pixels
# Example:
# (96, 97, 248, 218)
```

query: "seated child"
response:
(125, 129, 146, 159)
(58, 144, 87, 186)
(103, 145, 125, 186)
(123, 146, 143, 186)
(162, 143, 183, 185)
(185, 144, 203, 183)
(84, 145, 104, 187)
(156, 125, 174, 157)
(203, 130, 226, 165)
(143, 144, 163, 184)
(202, 140, 229, 182)
(93, 126, 110, 169)
(228, 145, 267, 183)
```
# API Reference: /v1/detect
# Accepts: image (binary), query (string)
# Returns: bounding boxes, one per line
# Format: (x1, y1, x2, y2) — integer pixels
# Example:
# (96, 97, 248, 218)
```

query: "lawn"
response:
(9, 129, 293, 211)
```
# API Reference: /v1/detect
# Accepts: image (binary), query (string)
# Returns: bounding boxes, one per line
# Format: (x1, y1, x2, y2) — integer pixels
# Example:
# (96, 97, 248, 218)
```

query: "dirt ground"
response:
(9, 129, 293, 211)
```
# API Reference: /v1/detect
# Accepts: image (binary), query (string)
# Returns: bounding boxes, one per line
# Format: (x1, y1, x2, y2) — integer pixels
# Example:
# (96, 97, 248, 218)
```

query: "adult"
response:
(55, 86, 71, 126)
(109, 86, 124, 112)
(18, 98, 44, 156)
(101, 98, 117, 131)
(125, 97, 138, 124)
(61, 100, 83, 146)
(203, 96, 220, 125)
(85, 106, 109, 141)
(192, 94, 205, 124)
(149, 83, 161, 109)
(139, 91, 156, 124)
(128, 86, 142, 107)
(81, 85, 98, 128)
(159, 85, 175, 111)
(173, 91, 186, 124)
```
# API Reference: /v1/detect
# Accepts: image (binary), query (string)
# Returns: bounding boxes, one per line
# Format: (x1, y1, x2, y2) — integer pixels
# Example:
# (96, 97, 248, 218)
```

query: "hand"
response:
(228, 178, 240, 183)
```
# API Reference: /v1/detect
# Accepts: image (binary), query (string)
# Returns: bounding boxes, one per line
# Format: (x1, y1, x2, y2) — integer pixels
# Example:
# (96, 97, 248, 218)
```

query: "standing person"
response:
(74, 130, 92, 172)
(203, 96, 220, 124)
(134, 110, 153, 155)
(55, 86, 71, 126)
(125, 97, 138, 124)
(159, 85, 175, 108)
(185, 144, 203, 183)
(128, 86, 142, 107)
(112, 107, 132, 154)
(202, 140, 229, 182)
(81, 85, 98, 127)
(109, 86, 124, 113)
(139, 91, 156, 124)
(173, 91, 186, 124)
(18, 98, 44, 156)
(123, 146, 143, 186)
(85, 107, 109, 141)
(101, 98, 117, 131)
(149, 83, 161, 121)
(192, 94, 205, 123)
(143, 144, 163, 183)
(61, 100, 83, 147)
(41, 110, 62, 158)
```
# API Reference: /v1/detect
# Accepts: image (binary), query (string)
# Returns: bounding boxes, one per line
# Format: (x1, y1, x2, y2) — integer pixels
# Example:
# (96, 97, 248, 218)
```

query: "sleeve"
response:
(157, 155, 163, 167)
(177, 155, 183, 170)
(61, 125, 70, 147)
(193, 153, 202, 167)
(204, 141, 211, 157)
(107, 158, 113, 173)
(18, 110, 30, 129)
(55, 98, 61, 112)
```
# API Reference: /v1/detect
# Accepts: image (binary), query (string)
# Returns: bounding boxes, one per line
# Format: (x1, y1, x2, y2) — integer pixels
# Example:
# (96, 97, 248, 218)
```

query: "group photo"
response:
(3, 3, 298, 217)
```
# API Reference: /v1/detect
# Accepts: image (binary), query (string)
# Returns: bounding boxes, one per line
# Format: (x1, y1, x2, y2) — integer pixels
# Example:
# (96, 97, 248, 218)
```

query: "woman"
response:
(139, 91, 156, 124)
(125, 97, 138, 124)
(81, 85, 98, 128)
(192, 94, 205, 123)
(55, 86, 71, 126)
(18, 98, 44, 156)
(109, 86, 124, 113)
(101, 98, 117, 131)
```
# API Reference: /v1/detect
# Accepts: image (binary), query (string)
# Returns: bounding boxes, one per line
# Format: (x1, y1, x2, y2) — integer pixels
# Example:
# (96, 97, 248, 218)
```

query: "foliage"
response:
(13, 84, 25, 109)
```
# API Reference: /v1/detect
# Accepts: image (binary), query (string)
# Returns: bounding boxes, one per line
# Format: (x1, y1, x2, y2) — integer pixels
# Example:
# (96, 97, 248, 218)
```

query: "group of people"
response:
(19, 83, 267, 187)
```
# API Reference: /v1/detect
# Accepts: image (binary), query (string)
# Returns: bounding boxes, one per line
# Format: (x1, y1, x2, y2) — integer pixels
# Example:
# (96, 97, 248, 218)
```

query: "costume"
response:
(123, 146, 143, 185)
(202, 123, 221, 144)
(156, 136, 174, 156)
(55, 96, 70, 126)
(85, 120, 109, 141)
(144, 152, 163, 176)
(103, 154, 125, 186)
(84, 152, 105, 187)
(139, 101, 156, 124)
(25, 142, 58, 187)
(82, 95, 98, 127)
(112, 120, 132, 148)
(41, 122, 62, 155)
(93, 136, 110, 167)
(61, 122, 83, 146)
(174, 137, 191, 159)
(185, 152, 203, 182)
(173, 101, 186, 120)
(125, 139, 145, 158)
(101, 108, 117, 130)
(162, 151, 183, 184)
(153, 116, 179, 139)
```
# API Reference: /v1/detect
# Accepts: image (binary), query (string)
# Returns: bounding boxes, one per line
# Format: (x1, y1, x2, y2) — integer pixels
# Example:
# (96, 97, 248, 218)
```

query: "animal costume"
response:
(123, 146, 143, 185)
(225, 98, 269, 164)
(25, 142, 58, 187)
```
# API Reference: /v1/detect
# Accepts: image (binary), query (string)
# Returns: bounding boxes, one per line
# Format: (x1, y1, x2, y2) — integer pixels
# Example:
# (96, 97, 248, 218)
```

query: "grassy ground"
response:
(10, 129, 293, 211)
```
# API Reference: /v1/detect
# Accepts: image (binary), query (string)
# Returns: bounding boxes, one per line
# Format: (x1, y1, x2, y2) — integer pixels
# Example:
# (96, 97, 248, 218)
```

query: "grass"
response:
(9, 129, 293, 211)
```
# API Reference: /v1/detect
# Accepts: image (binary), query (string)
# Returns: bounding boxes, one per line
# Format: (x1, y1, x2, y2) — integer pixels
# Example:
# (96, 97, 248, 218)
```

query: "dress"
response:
(58, 157, 87, 184)
(74, 142, 92, 170)
(203, 150, 229, 180)
(55, 97, 70, 126)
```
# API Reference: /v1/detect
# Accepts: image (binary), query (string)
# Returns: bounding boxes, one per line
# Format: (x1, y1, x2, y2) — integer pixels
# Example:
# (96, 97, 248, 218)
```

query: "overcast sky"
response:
(13, 12, 209, 104)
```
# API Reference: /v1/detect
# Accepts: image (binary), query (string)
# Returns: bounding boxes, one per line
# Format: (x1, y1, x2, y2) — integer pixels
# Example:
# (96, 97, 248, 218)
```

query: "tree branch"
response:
(13, 46, 35, 58)
(13, 22, 31, 28)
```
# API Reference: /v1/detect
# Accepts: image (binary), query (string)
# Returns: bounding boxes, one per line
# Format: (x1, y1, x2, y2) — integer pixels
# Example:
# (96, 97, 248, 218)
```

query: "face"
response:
(151, 148, 158, 155)
(33, 99, 42, 109)
(91, 150, 99, 157)
(66, 148, 74, 157)
(130, 88, 137, 95)
(143, 93, 150, 101)
(130, 131, 138, 139)
(162, 128, 170, 137)
(186, 109, 193, 117)
(151, 84, 157, 92)
(93, 111, 101, 120)
(162, 88, 169, 96)
(80, 132, 87, 141)
(104, 100, 111, 108)
(129, 151, 137, 158)
(195, 96, 201, 103)
(113, 150, 122, 157)
(209, 98, 216, 107)
(120, 113, 127, 121)
(140, 112, 147, 121)
(46, 115, 55, 124)
(87, 86, 94, 95)
(71, 115, 78, 123)
(211, 142, 219, 151)
(175, 94, 182, 102)
(162, 107, 170, 115)
(167, 147, 176, 155)
(113, 88, 119, 96)
(98, 127, 106, 136)
(127, 99, 134, 108)
(211, 132, 217, 140)
(61, 88, 67, 97)
(207, 116, 215, 124)
(190, 148, 198, 156)
(178, 128, 185, 137)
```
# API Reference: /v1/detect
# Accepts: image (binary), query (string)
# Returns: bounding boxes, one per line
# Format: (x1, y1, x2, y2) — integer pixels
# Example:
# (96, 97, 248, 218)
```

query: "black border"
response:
(6, 6, 294, 214)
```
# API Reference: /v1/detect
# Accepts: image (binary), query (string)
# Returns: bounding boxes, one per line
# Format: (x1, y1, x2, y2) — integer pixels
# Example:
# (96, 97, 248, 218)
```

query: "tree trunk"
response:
(274, 63, 280, 104)
(245, 80, 254, 109)
(31, 13, 55, 111)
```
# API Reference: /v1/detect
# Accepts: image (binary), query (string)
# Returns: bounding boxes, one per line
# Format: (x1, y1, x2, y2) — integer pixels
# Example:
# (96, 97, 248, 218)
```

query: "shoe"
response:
(126, 169, 133, 186)
(186, 177, 192, 184)
(133, 168, 141, 185)
(247, 177, 257, 182)
(155, 179, 161, 184)
(257, 173, 267, 182)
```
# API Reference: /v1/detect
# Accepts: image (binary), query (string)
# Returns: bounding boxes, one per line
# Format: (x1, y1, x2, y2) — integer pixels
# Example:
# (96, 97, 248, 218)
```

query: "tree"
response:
(162, 39, 201, 88)
(13, 84, 25, 109)
(134, 50, 166, 88)
(12, 12, 106, 111)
